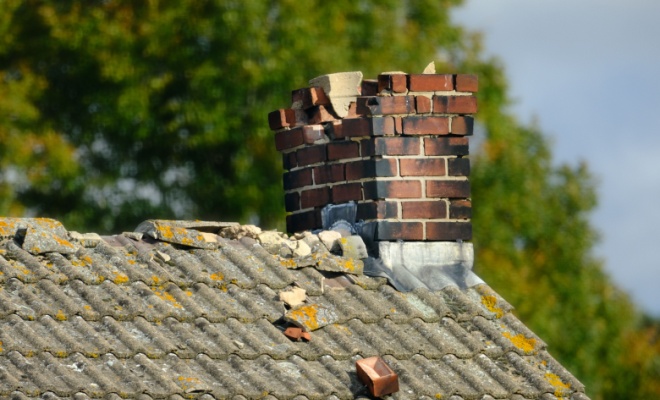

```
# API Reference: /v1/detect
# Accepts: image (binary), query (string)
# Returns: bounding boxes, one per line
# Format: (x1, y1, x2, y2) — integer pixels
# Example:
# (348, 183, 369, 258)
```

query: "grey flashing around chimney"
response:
(364, 241, 483, 291)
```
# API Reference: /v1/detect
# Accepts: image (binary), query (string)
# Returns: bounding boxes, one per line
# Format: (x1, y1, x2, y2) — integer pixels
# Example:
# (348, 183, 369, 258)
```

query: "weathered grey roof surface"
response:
(0, 218, 590, 399)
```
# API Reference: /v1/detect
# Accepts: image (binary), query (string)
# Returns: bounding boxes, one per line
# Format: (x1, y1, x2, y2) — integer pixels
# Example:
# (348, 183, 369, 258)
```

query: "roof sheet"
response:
(0, 218, 590, 399)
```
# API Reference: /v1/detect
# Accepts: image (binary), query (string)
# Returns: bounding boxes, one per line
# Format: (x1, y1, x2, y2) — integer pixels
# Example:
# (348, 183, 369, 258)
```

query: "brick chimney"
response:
(268, 70, 477, 246)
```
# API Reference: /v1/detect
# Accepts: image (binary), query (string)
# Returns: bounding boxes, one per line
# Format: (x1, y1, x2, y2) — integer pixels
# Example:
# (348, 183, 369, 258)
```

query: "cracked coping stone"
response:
(0, 217, 76, 255)
(309, 71, 363, 118)
(284, 303, 339, 331)
(134, 219, 220, 249)
(371, 241, 483, 291)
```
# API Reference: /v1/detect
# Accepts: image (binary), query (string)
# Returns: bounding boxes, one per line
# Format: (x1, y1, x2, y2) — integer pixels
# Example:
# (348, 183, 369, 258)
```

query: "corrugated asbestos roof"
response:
(0, 218, 590, 399)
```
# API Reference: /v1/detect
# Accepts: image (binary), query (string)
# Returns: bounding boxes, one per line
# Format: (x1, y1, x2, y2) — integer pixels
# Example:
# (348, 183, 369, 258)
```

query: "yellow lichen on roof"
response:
(288, 304, 320, 330)
(210, 272, 224, 281)
(55, 309, 67, 321)
(545, 372, 571, 398)
(502, 331, 537, 354)
(481, 295, 504, 318)
(113, 273, 129, 284)
(151, 286, 183, 309)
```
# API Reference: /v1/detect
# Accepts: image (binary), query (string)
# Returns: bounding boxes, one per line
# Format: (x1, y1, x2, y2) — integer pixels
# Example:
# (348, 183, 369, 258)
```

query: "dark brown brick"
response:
(364, 180, 421, 199)
(356, 96, 414, 115)
(401, 116, 449, 135)
(400, 158, 446, 176)
(331, 183, 363, 203)
(451, 116, 474, 135)
(324, 120, 343, 140)
(433, 95, 478, 114)
(302, 124, 326, 144)
(327, 141, 359, 160)
(455, 74, 478, 92)
(408, 74, 453, 92)
(449, 199, 472, 219)
(275, 127, 304, 151)
(401, 200, 447, 219)
(345, 159, 397, 180)
(361, 79, 379, 96)
(313, 164, 345, 184)
(415, 96, 432, 114)
(341, 118, 370, 137)
(292, 87, 330, 109)
(426, 180, 470, 198)
(301, 186, 330, 209)
(424, 137, 469, 156)
(296, 144, 327, 167)
(286, 209, 321, 233)
(375, 221, 423, 241)
(282, 152, 297, 170)
(284, 192, 300, 212)
(268, 108, 296, 130)
(356, 201, 399, 220)
(362, 137, 421, 156)
(448, 157, 470, 176)
(283, 168, 313, 190)
(306, 105, 338, 124)
(426, 221, 472, 240)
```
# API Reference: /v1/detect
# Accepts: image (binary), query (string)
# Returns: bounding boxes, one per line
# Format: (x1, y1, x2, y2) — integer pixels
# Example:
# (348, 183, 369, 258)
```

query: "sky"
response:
(451, 0, 660, 316)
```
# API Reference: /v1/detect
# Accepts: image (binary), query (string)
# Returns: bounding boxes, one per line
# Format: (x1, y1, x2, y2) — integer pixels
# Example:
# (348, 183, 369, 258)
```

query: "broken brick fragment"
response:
(283, 326, 303, 341)
(356, 356, 399, 397)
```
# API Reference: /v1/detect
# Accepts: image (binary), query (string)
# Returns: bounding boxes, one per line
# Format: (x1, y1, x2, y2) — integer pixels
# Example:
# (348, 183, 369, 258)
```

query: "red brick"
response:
(282, 152, 297, 170)
(361, 79, 379, 96)
(424, 137, 469, 156)
(356, 96, 414, 116)
(364, 180, 421, 199)
(451, 116, 474, 135)
(313, 164, 345, 184)
(296, 145, 327, 167)
(426, 180, 470, 198)
(448, 157, 470, 176)
(362, 137, 421, 156)
(275, 127, 304, 151)
(401, 116, 449, 135)
(401, 200, 447, 219)
(394, 117, 403, 134)
(455, 74, 478, 92)
(378, 73, 408, 93)
(301, 187, 330, 209)
(408, 74, 453, 91)
(284, 192, 300, 212)
(324, 120, 343, 140)
(292, 87, 330, 109)
(283, 168, 313, 190)
(302, 124, 326, 144)
(433, 95, 478, 114)
(400, 158, 446, 176)
(343, 116, 399, 137)
(268, 108, 296, 130)
(286, 209, 321, 233)
(415, 96, 432, 114)
(345, 159, 397, 180)
(449, 199, 472, 219)
(327, 141, 359, 160)
(375, 221, 423, 241)
(356, 201, 399, 220)
(426, 221, 472, 240)
(331, 183, 363, 203)
(306, 105, 338, 124)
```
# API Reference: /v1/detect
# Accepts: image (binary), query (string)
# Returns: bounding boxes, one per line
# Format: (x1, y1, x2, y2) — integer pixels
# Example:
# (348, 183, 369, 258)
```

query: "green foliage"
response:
(0, 1, 658, 398)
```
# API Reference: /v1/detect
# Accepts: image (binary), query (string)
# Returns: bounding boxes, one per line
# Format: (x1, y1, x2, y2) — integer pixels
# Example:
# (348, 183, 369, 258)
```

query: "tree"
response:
(0, 1, 658, 398)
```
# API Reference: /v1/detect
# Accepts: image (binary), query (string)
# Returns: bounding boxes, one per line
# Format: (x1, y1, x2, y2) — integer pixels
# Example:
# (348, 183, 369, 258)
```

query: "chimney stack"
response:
(268, 70, 477, 246)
